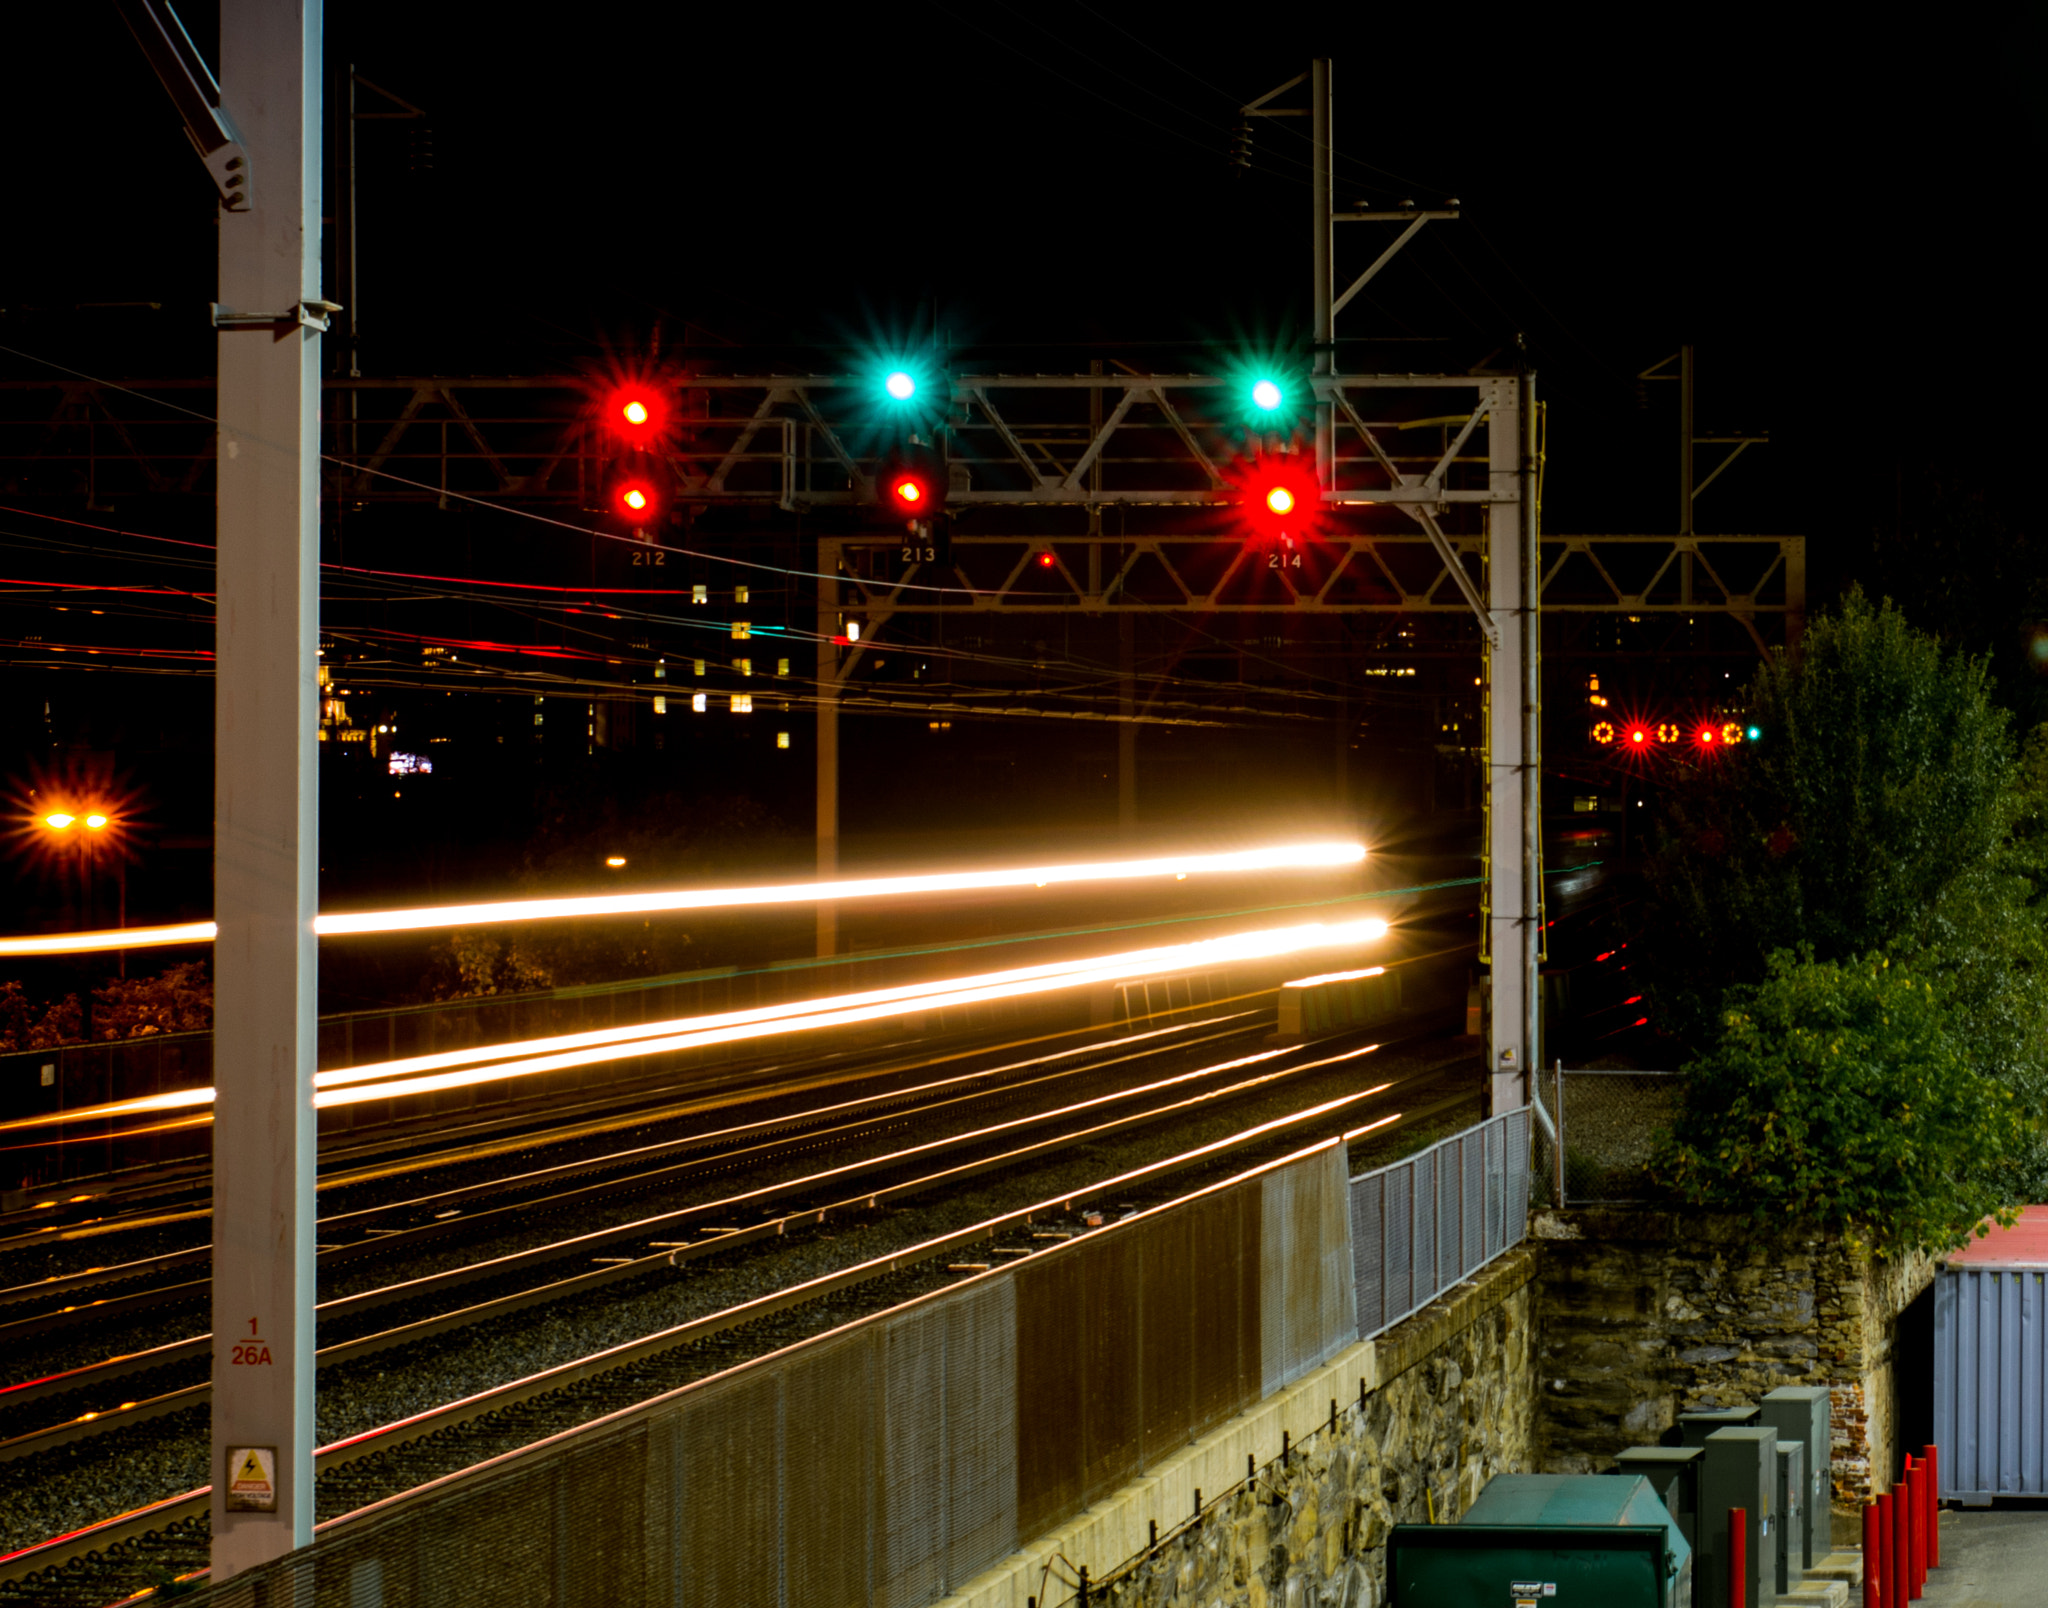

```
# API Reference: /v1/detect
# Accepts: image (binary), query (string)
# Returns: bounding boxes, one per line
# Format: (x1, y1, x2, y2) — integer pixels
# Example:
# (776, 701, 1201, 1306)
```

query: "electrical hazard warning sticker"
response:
(226, 1445, 278, 1512)
(1509, 1585, 1556, 1607)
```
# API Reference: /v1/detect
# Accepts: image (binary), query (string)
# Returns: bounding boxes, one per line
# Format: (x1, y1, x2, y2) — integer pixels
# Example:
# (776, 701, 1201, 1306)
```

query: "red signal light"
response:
(1239, 453, 1318, 542)
(1696, 723, 1718, 748)
(884, 472, 932, 518)
(1036, 550, 1057, 569)
(612, 477, 658, 520)
(604, 384, 667, 446)
(1627, 724, 1650, 747)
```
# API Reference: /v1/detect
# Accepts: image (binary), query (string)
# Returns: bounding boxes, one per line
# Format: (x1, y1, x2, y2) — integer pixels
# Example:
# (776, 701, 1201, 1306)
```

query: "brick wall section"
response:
(1529, 1208, 1932, 1539)
(945, 1247, 1537, 1608)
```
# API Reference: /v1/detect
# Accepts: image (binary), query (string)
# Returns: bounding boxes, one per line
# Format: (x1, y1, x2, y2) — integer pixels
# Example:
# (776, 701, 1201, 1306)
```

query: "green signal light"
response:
(883, 370, 916, 401)
(1746, 725, 1761, 740)
(1251, 378, 1284, 411)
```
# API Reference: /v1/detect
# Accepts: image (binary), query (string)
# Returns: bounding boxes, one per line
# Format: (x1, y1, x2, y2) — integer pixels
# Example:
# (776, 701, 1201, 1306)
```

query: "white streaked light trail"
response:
(0, 841, 1366, 957)
(0, 915, 1392, 1131)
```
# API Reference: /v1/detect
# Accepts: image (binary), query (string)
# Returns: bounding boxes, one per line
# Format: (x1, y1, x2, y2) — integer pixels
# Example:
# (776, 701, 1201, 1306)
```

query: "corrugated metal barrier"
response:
(1935, 1264, 2048, 1500)
(183, 1111, 1530, 1608)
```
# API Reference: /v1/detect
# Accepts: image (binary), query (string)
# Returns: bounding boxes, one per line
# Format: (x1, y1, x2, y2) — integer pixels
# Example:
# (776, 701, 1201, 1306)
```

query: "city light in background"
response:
(0, 840, 1367, 955)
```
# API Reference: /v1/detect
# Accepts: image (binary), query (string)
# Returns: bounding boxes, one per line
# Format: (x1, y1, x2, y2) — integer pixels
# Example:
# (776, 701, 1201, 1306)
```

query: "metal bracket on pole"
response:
(112, 0, 252, 211)
(211, 300, 342, 333)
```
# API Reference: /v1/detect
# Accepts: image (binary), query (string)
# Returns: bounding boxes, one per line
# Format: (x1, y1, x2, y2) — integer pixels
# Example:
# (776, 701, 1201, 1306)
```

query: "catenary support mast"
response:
(209, 0, 323, 1577)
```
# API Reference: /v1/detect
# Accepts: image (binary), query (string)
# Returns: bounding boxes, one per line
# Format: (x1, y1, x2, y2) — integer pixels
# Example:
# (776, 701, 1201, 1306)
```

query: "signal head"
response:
(608, 455, 663, 523)
(604, 383, 667, 446)
(1239, 452, 1318, 540)
(884, 370, 917, 402)
(1251, 378, 1284, 412)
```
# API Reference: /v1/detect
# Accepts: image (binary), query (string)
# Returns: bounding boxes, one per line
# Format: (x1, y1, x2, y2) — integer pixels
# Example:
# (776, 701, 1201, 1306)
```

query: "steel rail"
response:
(0, 1018, 1349, 1450)
(0, 1011, 1254, 1330)
(0, 1063, 1464, 1589)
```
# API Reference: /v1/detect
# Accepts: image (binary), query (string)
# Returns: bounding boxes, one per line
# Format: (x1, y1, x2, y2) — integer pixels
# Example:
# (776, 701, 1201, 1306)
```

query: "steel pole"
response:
(1310, 58, 1334, 487)
(210, 0, 322, 1578)
(816, 543, 840, 957)
(1484, 375, 1535, 1111)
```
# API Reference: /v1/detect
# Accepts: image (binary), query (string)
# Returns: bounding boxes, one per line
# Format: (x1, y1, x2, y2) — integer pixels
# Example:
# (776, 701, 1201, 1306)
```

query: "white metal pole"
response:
(1484, 376, 1534, 1113)
(816, 541, 839, 958)
(1310, 58, 1334, 487)
(210, 0, 322, 1577)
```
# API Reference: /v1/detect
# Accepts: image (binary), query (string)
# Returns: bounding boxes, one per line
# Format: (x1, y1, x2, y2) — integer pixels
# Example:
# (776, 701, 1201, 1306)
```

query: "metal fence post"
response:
(1553, 1060, 1566, 1207)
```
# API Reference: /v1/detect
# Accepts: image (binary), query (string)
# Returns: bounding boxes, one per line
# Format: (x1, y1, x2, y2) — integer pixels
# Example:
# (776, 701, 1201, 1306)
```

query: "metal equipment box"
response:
(1774, 1441, 1805, 1594)
(1388, 1473, 1693, 1608)
(1759, 1385, 1831, 1564)
(1679, 1405, 1761, 1445)
(1701, 1426, 1778, 1608)
(1615, 1445, 1704, 1554)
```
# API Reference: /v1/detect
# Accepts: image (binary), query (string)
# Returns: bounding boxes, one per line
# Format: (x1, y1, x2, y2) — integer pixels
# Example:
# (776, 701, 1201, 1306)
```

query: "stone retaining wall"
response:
(1529, 1208, 1932, 1539)
(941, 1246, 1537, 1608)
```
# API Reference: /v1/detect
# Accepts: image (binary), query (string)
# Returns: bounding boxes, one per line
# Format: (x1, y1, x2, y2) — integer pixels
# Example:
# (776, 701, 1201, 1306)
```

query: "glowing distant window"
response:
(691, 692, 707, 713)
(776, 732, 791, 749)
(731, 694, 753, 714)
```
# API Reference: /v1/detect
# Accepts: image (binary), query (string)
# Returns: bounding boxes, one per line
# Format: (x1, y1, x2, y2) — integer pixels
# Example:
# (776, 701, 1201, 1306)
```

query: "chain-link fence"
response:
(1531, 1068, 1682, 1205)
(1350, 1106, 1530, 1340)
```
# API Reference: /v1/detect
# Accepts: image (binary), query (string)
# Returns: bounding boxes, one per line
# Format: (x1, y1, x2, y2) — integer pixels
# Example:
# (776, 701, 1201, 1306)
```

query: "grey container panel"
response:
(1935, 1266, 2048, 1500)
(1759, 1385, 1830, 1568)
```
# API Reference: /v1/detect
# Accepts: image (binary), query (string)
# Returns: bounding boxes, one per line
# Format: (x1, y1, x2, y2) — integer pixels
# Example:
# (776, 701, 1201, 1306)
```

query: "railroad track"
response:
(0, 1043, 1480, 1606)
(0, 1011, 1286, 1451)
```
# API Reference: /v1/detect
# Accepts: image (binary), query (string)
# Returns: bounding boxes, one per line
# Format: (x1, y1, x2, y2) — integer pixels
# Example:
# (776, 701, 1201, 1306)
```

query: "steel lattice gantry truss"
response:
(0, 367, 1799, 1104)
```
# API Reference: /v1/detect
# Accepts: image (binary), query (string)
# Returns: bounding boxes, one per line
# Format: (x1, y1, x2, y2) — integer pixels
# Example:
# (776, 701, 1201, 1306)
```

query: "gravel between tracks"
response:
(0, 1032, 1477, 1595)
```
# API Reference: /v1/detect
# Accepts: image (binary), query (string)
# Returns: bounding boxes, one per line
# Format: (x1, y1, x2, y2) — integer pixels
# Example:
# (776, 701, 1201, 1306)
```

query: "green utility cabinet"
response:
(1774, 1441, 1806, 1594)
(1615, 1445, 1704, 1554)
(1759, 1385, 1831, 1567)
(1701, 1426, 1778, 1608)
(1679, 1406, 1760, 1445)
(1388, 1474, 1693, 1608)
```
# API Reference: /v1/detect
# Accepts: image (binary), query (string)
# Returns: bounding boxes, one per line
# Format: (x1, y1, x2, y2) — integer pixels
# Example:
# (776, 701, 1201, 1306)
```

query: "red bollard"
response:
(1908, 1456, 1925, 1598)
(1864, 1501, 1883, 1608)
(1923, 1442, 1941, 1569)
(1875, 1492, 1893, 1607)
(1893, 1469, 1912, 1606)
(1729, 1505, 1747, 1608)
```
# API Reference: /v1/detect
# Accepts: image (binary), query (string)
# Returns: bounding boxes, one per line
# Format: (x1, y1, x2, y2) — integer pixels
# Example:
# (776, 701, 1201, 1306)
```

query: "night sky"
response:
(13, 3, 2034, 538)
(3, 4, 2043, 944)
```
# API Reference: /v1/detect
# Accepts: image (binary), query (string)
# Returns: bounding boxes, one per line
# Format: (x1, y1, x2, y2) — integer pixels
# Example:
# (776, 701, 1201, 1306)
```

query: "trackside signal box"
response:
(1388, 1473, 1692, 1608)
(1758, 1385, 1831, 1568)
(1614, 1445, 1703, 1554)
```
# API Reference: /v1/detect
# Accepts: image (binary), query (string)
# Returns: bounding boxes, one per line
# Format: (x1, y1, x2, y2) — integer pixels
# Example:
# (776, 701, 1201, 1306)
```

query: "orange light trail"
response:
(0, 841, 1366, 956)
(0, 915, 1392, 1133)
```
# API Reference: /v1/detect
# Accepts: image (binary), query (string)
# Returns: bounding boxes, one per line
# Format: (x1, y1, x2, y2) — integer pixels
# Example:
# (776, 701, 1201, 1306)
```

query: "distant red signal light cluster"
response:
(1592, 714, 1750, 756)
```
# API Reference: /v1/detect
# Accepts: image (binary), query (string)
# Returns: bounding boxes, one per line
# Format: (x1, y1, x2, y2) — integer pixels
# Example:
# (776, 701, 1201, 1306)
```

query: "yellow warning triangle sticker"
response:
(237, 1451, 268, 1483)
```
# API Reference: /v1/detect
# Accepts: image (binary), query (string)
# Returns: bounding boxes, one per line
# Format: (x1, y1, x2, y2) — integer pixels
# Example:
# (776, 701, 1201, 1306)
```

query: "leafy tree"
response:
(1649, 590, 2014, 1035)
(1646, 591, 2048, 1246)
(1659, 950, 2025, 1254)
